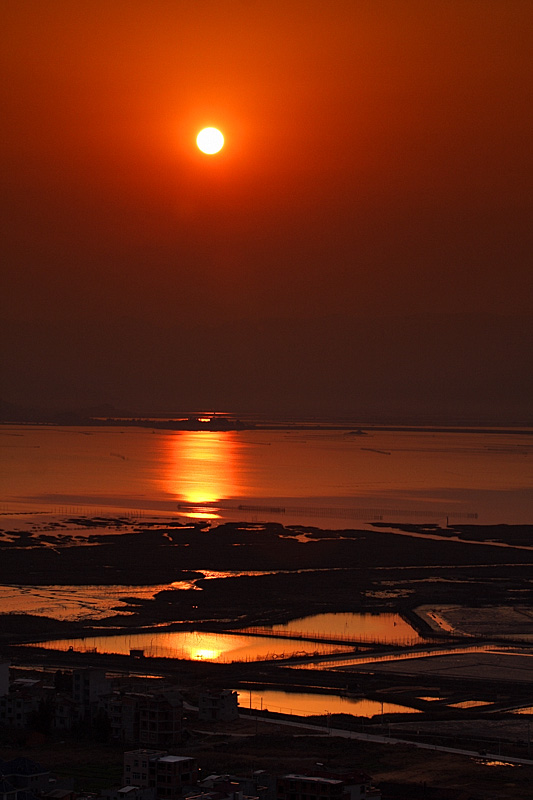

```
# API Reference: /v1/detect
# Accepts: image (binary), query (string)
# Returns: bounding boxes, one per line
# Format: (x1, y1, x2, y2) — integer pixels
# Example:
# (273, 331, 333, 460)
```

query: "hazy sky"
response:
(2, 1, 532, 416)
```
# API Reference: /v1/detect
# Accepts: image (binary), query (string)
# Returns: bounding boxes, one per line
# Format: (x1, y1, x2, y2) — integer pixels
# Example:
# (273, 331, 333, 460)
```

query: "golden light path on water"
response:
(1, 425, 532, 525)
(163, 431, 243, 518)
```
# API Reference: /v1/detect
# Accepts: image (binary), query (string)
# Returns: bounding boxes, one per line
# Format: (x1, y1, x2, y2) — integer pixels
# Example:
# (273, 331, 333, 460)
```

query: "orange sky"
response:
(1, 1, 532, 416)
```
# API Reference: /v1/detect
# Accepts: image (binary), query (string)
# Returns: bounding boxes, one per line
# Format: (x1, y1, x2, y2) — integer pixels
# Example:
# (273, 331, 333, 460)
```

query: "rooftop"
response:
(159, 756, 194, 764)
(281, 776, 342, 785)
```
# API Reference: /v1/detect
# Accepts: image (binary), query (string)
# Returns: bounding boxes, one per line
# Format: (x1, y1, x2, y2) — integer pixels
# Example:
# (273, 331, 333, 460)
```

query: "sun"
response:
(196, 127, 224, 155)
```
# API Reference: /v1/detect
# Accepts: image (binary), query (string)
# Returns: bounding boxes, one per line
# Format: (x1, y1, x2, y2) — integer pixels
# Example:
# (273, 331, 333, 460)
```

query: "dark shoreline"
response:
(2, 416, 532, 434)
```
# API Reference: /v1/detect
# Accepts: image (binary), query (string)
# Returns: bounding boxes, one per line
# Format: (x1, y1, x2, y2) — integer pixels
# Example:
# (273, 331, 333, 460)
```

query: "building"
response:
(106, 689, 183, 746)
(123, 749, 167, 788)
(0, 778, 18, 800)
(190, 773, 268, 800)
(152, 756, 197, 800)
(138, 691, 183, 747)
(44, 790, 76, 800)
(0, 757, 51, 796)
(276, 771, 380, 800)
(123, 751, 197, 800)
(54, 695, 79, 731)
(0, 664, 8, 698)
(0, 687, 42, 729)
(72, 669, 110, 719)
(198, 691, 238, 722)
(107, 693, 141, 744)
(98, 786, 155, 800)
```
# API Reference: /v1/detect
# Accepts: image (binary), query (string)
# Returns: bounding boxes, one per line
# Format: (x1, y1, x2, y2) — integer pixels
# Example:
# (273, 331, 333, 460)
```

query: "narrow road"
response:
(242, 712, 533, 767)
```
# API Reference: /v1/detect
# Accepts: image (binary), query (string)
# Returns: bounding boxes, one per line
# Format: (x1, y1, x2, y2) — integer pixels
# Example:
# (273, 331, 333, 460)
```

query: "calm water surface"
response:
(238, 689, 420, 718)
(24, 611, 423, 658)
(1, 425, 532, 526)
(0, 584, 171, 621)
(0, 573, 277, 621)
(254, 611, 425, 645)
(25, 630, 353, 662)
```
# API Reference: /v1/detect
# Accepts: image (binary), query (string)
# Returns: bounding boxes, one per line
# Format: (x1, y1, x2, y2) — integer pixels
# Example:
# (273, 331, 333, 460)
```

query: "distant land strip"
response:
(1, 417, 532, 435)
(188, 502, 479, 521)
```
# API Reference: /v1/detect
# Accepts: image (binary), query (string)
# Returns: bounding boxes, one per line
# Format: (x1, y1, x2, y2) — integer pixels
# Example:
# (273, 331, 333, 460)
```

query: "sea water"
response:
(1, 424, 532, 526)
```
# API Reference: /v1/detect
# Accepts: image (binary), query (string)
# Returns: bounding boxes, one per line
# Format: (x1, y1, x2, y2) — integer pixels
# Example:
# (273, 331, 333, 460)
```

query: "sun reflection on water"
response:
(26, 630, 351, 662)
(163, 431, 242, 516)
(192, 648, 221, 660)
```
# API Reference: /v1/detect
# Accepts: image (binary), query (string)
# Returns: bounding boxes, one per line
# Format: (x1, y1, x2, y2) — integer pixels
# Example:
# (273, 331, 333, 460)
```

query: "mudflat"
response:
(1, 515, 533, 641)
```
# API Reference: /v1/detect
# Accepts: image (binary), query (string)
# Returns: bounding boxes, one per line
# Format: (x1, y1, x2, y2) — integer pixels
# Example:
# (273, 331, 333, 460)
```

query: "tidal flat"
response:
(1, 514, 533, 644)
(4, 513, 533, 796)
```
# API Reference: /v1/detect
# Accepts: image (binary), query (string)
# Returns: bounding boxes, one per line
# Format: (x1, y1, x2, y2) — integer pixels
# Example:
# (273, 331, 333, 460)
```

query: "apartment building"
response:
(123, 750, 197, 800)
(198, 691, 238, 722)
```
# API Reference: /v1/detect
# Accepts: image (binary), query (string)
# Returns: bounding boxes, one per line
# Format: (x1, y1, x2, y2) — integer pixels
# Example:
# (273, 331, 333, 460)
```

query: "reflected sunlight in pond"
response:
(26, 630, 352, 662)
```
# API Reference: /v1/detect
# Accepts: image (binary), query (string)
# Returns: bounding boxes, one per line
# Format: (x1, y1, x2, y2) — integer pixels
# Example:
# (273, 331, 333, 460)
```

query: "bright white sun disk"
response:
(196, 127, 224, 154)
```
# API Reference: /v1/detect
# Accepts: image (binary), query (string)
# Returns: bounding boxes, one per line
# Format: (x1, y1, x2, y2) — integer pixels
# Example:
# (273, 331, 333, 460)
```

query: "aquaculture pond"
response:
(24, 610, 427, 662)
(252, 611, 425, 645)
(24, 629, 353, 663)
(239, 688, 420, 718)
